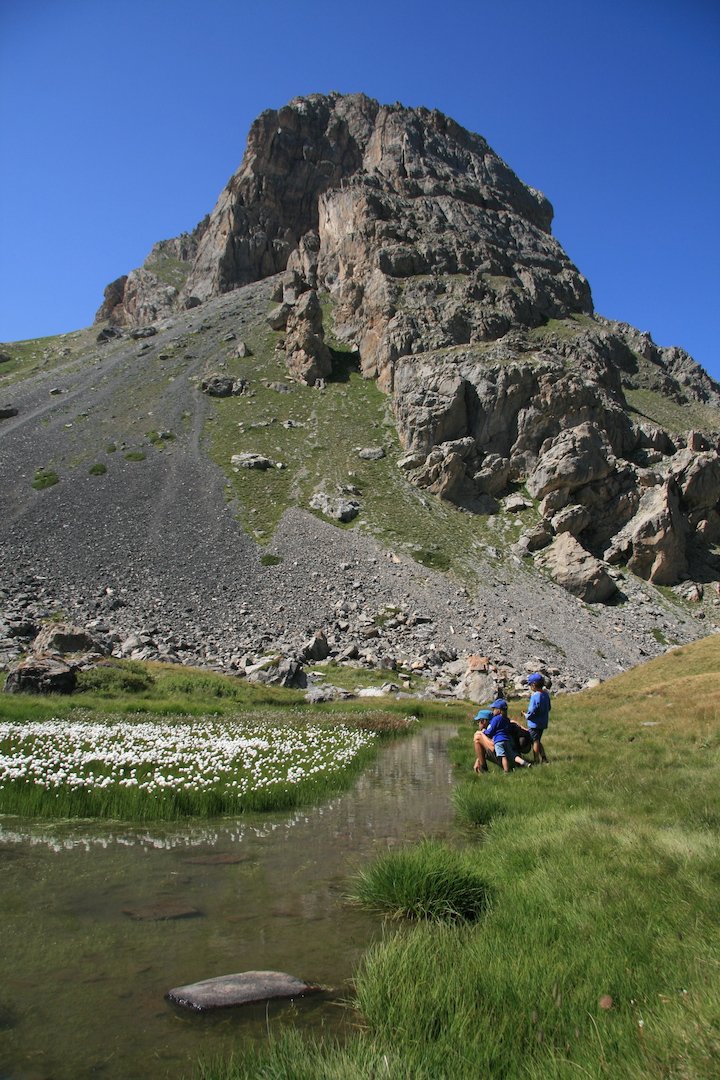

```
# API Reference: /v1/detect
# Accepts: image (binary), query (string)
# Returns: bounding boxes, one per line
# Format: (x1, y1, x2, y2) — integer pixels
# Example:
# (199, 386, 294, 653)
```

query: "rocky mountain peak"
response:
(92, 92, 719, 601)
(97, 92, 589, 352)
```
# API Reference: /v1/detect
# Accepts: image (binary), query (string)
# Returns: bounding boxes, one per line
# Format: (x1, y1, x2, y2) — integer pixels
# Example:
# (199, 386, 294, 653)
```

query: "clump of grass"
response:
(88, 462, 107, 476)
(451, 781, 507, 826)
(259, 553, 282, 566)
(124, 450, 146, 462)
(349, 838, 491, 921)
(31, 468, 59, 490)
(414, 547, 452, 571)
(76, 660, 155, 695)
(147, 429, 175, 446)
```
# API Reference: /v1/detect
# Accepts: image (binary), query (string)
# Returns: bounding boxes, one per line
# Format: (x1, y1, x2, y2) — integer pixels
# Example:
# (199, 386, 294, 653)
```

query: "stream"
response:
(0, 724, 459, 1079)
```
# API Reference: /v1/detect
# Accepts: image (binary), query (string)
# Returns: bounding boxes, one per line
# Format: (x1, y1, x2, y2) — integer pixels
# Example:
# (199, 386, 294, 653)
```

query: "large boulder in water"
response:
(166, 970, 322, 1011)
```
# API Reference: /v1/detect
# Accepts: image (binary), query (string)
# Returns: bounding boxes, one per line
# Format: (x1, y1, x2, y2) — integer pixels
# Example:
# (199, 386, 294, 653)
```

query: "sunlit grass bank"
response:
(196, 635, 720, 1079)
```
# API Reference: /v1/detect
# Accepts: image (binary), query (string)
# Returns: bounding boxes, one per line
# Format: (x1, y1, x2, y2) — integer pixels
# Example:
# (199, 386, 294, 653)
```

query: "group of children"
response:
(473, 673, 551, 774)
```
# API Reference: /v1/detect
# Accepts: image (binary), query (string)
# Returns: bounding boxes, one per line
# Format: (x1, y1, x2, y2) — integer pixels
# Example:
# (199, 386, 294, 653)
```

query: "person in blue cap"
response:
(474, 699, 517, 774)
(473, 705, 533, 772)
(525, 673, 551, 764)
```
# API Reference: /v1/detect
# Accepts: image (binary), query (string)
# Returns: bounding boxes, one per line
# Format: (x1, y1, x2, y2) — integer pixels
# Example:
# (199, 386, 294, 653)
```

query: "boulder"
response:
(669, 449, 720, 517)
(604, 480, 688, 585)
(0, 405, 18, 420)
(551, 503, 592, 536)
(4, 656, 77, 694)
(284, 290, 332, 385)
(246, 657, 307, 688)
(455, 668, 501, 703)
(201, 375, 234, 397)
(231, 452, 275, 470)
(32, 622, 109, 657)
(309, 492, 360, 522)
(300, 630, 330, 662)
(513, 522, 554, 556)
(527, 422, 615, 499)
(166, 970, 322, 1011)
(536, 533, 619, 603)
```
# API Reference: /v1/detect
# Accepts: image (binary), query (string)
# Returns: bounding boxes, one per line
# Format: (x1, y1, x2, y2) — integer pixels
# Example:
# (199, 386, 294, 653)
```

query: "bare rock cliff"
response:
(96, 92, 720, 595)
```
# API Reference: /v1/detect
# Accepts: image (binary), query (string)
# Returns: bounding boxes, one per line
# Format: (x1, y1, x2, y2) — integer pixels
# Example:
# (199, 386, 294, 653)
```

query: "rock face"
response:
(94, 92, 720, 602)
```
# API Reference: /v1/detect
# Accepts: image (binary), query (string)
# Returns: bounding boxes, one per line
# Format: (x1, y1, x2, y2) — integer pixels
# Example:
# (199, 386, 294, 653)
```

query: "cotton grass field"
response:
(0, 658, 454, 819)
(0, 712, 380, 818)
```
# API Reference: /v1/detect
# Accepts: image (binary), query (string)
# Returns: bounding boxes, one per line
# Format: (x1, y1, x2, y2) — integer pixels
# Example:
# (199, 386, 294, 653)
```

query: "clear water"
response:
(0, 725, 458, 1079)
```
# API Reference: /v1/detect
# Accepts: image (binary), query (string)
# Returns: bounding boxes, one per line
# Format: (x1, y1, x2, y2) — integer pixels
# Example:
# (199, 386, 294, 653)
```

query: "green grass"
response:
(31, 467, 59, 490)
(123, 450, 146, 462)
(624, 385, 720, 435)
(348, 838, 491, 921)
(195, 635, 720, 1080)
(88, 462, 107, 476)
(0, 659, 464, 722)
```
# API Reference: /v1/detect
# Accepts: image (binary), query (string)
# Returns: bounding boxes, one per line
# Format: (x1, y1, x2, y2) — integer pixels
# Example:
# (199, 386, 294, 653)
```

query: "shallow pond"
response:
(0, 724, 459, 1079)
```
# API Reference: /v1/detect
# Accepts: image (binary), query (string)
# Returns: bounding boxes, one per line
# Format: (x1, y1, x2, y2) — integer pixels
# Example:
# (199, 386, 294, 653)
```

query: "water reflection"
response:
(0, 725, 458, 1080)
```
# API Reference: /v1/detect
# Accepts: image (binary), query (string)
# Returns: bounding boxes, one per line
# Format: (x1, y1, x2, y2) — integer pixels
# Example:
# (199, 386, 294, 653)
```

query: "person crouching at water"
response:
(525, 672, 551, 764)
(474, 705, 533, 772)
(474, 699, 514, 774)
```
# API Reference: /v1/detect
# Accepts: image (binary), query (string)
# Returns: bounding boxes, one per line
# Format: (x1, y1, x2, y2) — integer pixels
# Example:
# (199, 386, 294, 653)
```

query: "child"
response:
(472, 708, 494, 772)
(525, 673, 551, 764)
(474, 706, 532, 772)
(483, 699, 515, 774)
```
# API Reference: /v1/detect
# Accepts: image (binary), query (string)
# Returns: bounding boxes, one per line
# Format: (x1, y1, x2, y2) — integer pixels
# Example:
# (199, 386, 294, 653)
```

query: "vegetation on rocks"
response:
(31, 467, 59, 490)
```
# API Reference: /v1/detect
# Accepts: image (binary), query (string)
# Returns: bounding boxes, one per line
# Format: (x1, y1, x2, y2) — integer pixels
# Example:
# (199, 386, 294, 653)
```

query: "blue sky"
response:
(1, 0, 719, 381)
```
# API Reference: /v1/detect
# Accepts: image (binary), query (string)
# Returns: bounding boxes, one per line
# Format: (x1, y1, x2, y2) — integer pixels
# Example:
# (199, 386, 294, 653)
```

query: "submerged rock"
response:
(166, 970, 322, 1011)
(122, 902, 203, 921)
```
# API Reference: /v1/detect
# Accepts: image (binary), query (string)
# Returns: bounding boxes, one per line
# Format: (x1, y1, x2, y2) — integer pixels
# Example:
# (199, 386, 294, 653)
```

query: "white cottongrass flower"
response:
(0, 716, 377, 800)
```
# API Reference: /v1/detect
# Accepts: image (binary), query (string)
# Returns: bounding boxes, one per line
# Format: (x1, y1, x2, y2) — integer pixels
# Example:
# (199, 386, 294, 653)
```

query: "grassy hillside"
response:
(204, 297, 536, 579)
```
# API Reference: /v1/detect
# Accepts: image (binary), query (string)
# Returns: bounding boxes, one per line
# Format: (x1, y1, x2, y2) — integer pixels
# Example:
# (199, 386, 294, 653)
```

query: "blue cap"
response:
(527, 673, 544, 685)
(474, 709, 493, 722)
(490, 699, 507, 710)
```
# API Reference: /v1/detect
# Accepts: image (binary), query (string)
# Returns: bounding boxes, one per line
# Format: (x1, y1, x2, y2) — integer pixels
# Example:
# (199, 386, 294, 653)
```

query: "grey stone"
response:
(231, 452, 275, 470)
(536, 533, 619, 604)
(166, 970, 322, 1011)
(4, 656, 77, 694)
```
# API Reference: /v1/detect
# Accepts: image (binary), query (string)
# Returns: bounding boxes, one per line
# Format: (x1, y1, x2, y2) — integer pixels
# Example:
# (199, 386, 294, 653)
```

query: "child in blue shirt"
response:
(484, 699, 514, 774)
(525, 673, 551, 764)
